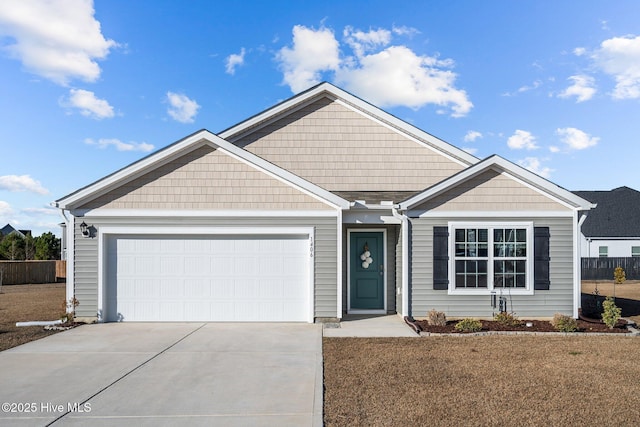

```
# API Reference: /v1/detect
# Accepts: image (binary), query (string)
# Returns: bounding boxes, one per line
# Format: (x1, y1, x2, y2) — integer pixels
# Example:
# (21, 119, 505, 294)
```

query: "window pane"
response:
(456, 274, 465, 288)
(455, 260, 465, 274)
(516, 260, 526, 273)
(478, 229, 488, 242)
(632, 246, 640, 257)
(504, 244, 515, 257)
(599, 246, 608, 257)
(516, 229, 526, 242)
(466, 261, 477, 273)
(516, 274, 526, 287)
(478, 244, 488, 257)
(455, 244, 466, 256)
(467, 229, 476, 242)
(478, 260, 487, 274)
(516, 244, 527, 257)
(455, 229, 465, 242)
(494, 229, 504, 242)
(478, 274, 487, 288)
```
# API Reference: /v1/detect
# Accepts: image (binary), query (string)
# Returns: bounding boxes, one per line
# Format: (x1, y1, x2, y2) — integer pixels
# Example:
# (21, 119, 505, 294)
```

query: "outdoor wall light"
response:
(80, 221, 90, 238)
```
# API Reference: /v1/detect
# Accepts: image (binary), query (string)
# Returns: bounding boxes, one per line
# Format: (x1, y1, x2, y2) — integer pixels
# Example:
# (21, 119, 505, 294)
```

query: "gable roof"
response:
(53, 130, 350, 210)
(399, 155, 595, 211)
(1, 224, 28, 238)
(573, 186, 640, 238)
(218, 82, 479, 167)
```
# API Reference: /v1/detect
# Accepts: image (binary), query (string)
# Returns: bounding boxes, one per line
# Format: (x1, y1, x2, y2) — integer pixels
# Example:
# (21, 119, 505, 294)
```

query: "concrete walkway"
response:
(322, 315, 418, 337)
(0, 323, 323, 427)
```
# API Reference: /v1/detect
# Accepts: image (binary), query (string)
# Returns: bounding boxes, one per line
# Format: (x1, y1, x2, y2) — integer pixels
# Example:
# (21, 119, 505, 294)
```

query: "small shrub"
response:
(493, 311, 522, 327)
(551, 313, 578, 332)
(614, 266, 626, 284)
(427, 309, 447, 326)
(454, 318, 483, 333)
(602, 296, 622, 329)
(60, 297, 79, 324)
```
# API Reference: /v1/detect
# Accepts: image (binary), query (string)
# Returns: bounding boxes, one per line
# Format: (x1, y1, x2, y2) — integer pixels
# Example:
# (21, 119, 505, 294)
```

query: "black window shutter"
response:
(433, 227, 449, 290)
(534, 227, 550, 290)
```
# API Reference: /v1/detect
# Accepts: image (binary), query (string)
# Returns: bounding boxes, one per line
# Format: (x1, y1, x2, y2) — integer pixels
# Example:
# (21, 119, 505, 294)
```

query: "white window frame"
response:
(448, 222, 534, 295)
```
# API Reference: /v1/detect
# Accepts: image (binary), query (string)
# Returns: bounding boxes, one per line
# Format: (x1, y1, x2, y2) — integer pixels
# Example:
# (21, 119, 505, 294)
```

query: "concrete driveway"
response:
(0, 323, 323, 426)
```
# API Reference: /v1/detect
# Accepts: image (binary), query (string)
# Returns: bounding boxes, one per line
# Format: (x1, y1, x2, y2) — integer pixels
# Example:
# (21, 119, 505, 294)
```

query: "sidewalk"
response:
(322, 315, 418, 337)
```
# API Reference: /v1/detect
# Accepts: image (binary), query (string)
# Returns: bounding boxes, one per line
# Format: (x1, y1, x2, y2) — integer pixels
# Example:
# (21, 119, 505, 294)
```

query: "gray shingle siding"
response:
(73, 216, 338, 320)
(409, 216, 574, 319)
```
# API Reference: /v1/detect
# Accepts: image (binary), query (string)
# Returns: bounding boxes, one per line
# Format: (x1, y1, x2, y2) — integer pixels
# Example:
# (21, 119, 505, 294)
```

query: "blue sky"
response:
(1, 0, 639, 236)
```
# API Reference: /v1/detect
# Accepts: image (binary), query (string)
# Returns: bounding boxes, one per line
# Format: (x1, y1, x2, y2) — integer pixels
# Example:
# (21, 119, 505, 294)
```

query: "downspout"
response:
(575, 212, 588, 318)
(56, 205, 75, 313)
(392, 208, 409, 317)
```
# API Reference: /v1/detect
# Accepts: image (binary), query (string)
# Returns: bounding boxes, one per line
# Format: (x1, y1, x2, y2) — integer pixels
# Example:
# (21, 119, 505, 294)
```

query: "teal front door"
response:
(350, 231, 384, 310)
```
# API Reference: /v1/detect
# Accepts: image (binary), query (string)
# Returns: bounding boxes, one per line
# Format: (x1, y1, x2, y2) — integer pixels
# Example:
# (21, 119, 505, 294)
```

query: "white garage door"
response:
(104, 234, 311, 322)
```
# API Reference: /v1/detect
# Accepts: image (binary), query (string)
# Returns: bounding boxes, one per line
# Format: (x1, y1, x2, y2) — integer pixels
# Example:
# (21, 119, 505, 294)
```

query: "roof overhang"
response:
(399, 155, 597, 211)
(218, 82, 479, 167)
(53, 129, 350, 211)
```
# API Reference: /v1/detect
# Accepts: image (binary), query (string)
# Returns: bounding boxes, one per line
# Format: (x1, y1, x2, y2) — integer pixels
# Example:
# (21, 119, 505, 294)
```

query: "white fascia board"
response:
(408, 210, 576, 218)
(219, 82, 478, 167)
(55, 130, 212, 209)
(55, 129, 349, 211)
(400, 155, 595, 211)
(76, 209, 339, 218)
(98, 226, 315, 236)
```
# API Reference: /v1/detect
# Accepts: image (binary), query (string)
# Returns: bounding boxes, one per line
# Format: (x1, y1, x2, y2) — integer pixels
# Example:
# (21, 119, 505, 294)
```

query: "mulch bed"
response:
(412, 317, 630, 334)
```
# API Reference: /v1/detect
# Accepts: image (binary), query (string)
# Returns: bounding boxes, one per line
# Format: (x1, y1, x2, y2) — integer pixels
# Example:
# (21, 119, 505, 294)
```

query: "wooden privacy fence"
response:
(0, 261, 66, 285)
(581, 257, 640, 280)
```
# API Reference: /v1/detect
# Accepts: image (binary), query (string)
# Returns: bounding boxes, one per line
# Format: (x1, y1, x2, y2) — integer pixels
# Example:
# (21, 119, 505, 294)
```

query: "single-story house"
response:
(573, 186, 640, 258)
(53, 82, 594, 323)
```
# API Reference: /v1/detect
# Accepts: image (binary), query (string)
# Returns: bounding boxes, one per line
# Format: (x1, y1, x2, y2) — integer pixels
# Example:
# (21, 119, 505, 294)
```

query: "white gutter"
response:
(392, 208, 410, 317)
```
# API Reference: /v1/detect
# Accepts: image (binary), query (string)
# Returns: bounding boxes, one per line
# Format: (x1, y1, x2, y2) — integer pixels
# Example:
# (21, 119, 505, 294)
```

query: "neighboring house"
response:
(0, 224, 31, 239)
(573, 186, 640, 258)
(53, 83, 594, 323)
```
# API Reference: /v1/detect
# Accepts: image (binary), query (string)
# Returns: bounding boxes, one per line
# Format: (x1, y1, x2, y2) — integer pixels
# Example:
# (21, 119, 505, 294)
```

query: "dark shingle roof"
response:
(573, 186, 640, 238)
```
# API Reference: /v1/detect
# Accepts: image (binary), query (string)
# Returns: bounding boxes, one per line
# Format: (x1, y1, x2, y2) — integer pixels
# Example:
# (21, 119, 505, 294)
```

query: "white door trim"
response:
(97, 226, 315, 323)
(347, 228, 387, 314)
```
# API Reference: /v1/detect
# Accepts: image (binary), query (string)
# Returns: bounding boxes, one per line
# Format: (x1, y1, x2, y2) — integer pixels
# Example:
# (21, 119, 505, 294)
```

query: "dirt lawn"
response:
(324, 336, 640, 426)
(0, 283, 66, 352)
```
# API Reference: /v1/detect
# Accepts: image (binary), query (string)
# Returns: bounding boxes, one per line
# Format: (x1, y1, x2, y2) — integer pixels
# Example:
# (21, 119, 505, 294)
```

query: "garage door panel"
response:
(105, 234, 310, 322)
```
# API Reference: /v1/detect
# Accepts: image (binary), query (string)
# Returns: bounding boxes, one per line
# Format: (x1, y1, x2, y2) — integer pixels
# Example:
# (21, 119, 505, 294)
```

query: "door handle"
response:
(379, 265, 384, 276)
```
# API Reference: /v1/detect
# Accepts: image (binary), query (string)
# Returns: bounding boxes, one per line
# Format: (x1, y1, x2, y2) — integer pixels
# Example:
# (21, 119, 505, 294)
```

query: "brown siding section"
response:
(80, 145, 331, 210)
(233, 98, 465, 192)
(413, 170, 569, 212)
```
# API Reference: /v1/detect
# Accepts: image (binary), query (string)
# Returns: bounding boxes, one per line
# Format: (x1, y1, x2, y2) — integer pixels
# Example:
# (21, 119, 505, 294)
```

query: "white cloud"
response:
(22, 206, 57, 216)
(464, 130, 482, 142)
(275, 24, 472, 117)
(574, 47, 587, 56)
(63, 88, 114, 119)
(344, 26, 391, 57)
(275, 25, 340, 93)
(0, 200, 14, 216)
(0, 0, 117, 85)
(518, 157, 553, 178)
(507, 130, 539, 150)
(0, 175, 49, 195)
(558, 75, 596, 102)
(592, 35, 640, 99)
(166, 92, 200, 123)
(556, 127, 599, 150)
(225, 47, 246, 75)
(502, 80, 542, 97)
(462, 147, 478, 155)
(84, 138, 154, 152)
(549, 146, 561, 153)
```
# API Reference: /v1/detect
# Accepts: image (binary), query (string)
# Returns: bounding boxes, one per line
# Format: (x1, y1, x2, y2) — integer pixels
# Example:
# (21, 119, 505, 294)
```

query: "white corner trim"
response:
(573, 211, 581, 318)
(336, 211, 343, 319)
